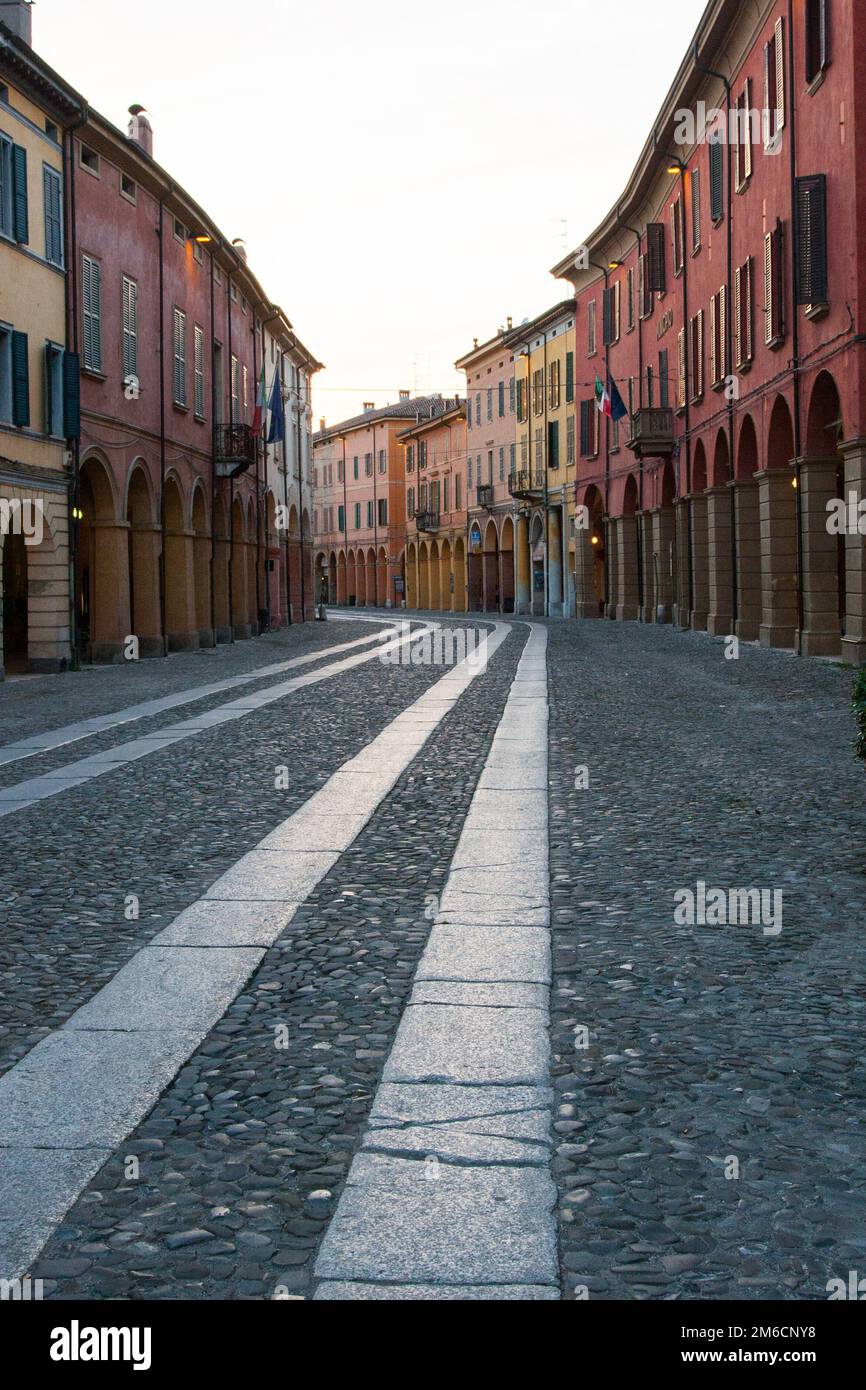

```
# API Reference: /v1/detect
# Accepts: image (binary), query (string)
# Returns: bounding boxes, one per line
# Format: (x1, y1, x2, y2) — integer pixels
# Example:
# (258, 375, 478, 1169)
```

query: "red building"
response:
(553, 0, 865, 664)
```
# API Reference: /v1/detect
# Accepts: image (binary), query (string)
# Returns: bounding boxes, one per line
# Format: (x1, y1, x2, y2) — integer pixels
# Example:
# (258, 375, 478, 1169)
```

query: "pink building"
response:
(456, 325, 518, 610)
(400, 400, 467, 610)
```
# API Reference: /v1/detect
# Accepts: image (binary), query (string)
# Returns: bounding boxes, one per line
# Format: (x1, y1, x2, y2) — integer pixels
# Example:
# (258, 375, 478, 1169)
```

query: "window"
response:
(516, 376, 527, 422)
(475, 394, 481, 425)
(499, 446, 505, 481)
(122, 275, 138, 383)
(734, 257, 754, 368)
(1, 328, 29, 427)
(406, 444, 414, 471)
(467, 456, 473, 487)
(565, 351, 574, 403)
(794, 175, 828, 310)
(45, 120, 58, 143)
(353, 456, 359, 480)
(764, 222, 786, 344)
(407, 486, 415, 518)
(82, 254, 102, 372)
(534, 429, 543, 470)
(193, 325, 204, 417)
(659, 348, 670, 408)
(532, 368, 544, 415)
(638, 251, 654, 319)
(43, 165, 63, 266)
(646, 364, 654, 407)
(805, 0, 831, 84)
(243, 364, 249, 411)
(710, 287, 728, 387)
(509, 377, 515, 413)
(498, 380, 505, 417)
(366, 499, 373, 527)
(0, 323, 12, 422)
(626, 268, 635, 331)
(579, 399, 598, 457)
(378, 448, 386, 473)
(79, 144, 99, 176)
(549, 359, 561, 409)
(173, 307, 187, 406)
(230, 354, 239, 419)
(646, 223, 666, 293)
(566, 414, 575, 465)
(354, 502, 361, 529)
(1, 135, 27, 243)
(689, 310, 704, 401)
(455, 475, 462, 510)
(419, 440, 428, 468)
(193, 240, 203, 265)
(709, 138, 724, 223)
(120, 173, 137, 204)
(338, 504, 345, 532)
(734, 80, 753, 191)
(487, 449, 493, 482)
(671, 196, 684, 276)
(587, 300, 597, 355)
(378, 497, 387, 525)
(691, 168, 701, 252)
(603, 283, 620, 346)
(764, 17, 786, 146)
(365, 452, 372, 476)
(487, 386, 493, 420)
(173, 217, 186, 243)
(676, 331, 686, 411)
(337, 459, 344, 482)
(44, 341, 64, 436)
(548, 420, 560, 469)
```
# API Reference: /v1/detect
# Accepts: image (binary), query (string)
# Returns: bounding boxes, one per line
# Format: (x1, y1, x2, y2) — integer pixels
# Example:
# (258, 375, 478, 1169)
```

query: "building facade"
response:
(312, 394, 451, 610)
(552, 0, 865, 664)
(401, 400, 467, 611)
(457, 326, 518, 613)
(0, 7, 84, 677)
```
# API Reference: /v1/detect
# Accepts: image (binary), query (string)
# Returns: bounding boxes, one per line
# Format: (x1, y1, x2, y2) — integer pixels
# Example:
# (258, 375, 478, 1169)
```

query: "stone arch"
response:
(76, 452, 127, 661)
(213, 491, 230, 640)
(453, 535, 466, 613)
(406, 541, 418, 609)
(164, 474, 196, 649)
(766, 395, 795, 471)
(806, 371, 843, 457)
(419, 540, 430, 609)
(500, 515, 515, 613)
(231, 492, 248, 634)
(736, 415, 759, 479)
(439, 537, 452, 613)
(347, 547, 358, 606)
(692, 440, 708, 494)
(429, 538, 442, 611)
(377, 544, 388, 607)
(190, 481, 211, 641)
(337, 548, 347, 604)
(623, 473, 639, 514)
(483, 517, 500, 613)
(127, 463, 161, 653)
(712, 429, 730, 486)
(246, 495, 258, 628)
(801, 371, 845, 656)
(760, 395, 798, 648)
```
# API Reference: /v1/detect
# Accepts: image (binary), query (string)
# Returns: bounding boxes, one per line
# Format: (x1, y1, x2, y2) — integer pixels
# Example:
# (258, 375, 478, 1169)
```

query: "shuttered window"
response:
(579, 399, 598, 457)
(646, 364, 654, 408)
(709, 139, 724, 222)
(566, 414, 575, 465)
(549, 359, 561, 409)
(43, 165, 63, 266)
(0, 134, 12, 238)
(690, 311, 704, 401)
(12, 143, 27, 243)
(733, 80, 753, 191)
(676, 330, 686, 411)
(626, 267, 635, 330)
(565, 351, 574, 403)
(764, 17, 786, 146)
(805, 0, 831, 84)
(764, 223, 786, 345)
(691, 169, 701, 252)
(734, 258, 754, 368)
(407, 486, 415, 518)
(548, 420, 560, 469)
(230, 355, 239, 419)
(532, 367, 544, 415)
(794, 174, 828, 306)
(173, 307, 187, 406)
(671, 197, 684, 275)
(63, 351, 81, 439)
(516, 376, 526, 422)
(659, 348, 670, 408)
(646, 223, 666, 293)
(603, 282, 620, 345)
(82, 254, 102, 372)
(43, 341, 64, 436)
(638, 252, 653, 319)
(587, 300, 597, 355)
(11, 329, 29, 426)
(498, 379, 505, 417)
(194, 325, 205, 418)
(122, 276, 138, 382)
(710, 286, 728, 387)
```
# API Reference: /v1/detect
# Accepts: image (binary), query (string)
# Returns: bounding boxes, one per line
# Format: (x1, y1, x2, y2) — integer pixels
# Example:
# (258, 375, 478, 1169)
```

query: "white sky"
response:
(34, 0, 708, 423)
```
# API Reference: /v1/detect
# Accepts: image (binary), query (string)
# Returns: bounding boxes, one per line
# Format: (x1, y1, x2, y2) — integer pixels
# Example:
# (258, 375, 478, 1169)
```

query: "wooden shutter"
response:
(603, 287, 612, 346)
(710, 294, 718, 385)
(744, 257, 754, 361)
(579, 399, 589, 456)
(794, 174, 828, 304)
(691, 311, 704, 399)
(719, 285, 727, 378)
(549, 420, 560, 469)
(659, 348, 669, 408)
(11, 330, 29, 427)
(775, 18, 786, 131)
(43, 342, 55, 433)
(627, 267, 634, 329)
(691, 169, 701, 251)
(43, 166, 63, 265)
(646, 223, 666, 293)
(613, 280, 621, 339)
(677, 329, 686, 410)
(565, 351, 574, 403)
(63, 351, 81, 439)
(743, 79, 752, 180)
(122, 276, 137, 379)
(710, 139, 724, 221)
(12, 143, 27, 243)
(806, 0, 831, 83)
(670, 200, 682, 275)
(83, 256, 102, 371)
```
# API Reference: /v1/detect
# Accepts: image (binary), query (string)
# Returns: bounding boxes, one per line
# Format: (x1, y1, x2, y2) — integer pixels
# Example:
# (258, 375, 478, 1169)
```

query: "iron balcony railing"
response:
(414, 510, 439, 533)
(507, 468, 545, 499)
(627, 408, 675, 458)
(476, 483, 494, 508)
(214, 423, 256, 478)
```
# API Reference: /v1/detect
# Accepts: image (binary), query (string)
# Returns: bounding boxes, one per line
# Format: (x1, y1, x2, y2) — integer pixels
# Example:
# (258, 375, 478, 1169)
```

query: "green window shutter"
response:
(43, 166, 63, 265)
(13, 144, 28, 243)
(11, 330, 30, 426)
(548, 420, 560, 468)
(565, 351, 574, 402)
(63, 350, 81, 438)
(43, 342, 54, 432)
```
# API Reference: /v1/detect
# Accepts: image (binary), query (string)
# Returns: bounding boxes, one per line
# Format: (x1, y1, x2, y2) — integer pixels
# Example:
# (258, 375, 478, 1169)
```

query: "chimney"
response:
(232, 238, 248, 263)
(363, 402, 375, 411)
(507, 316, 513, 330)
(319, 417, 326, 432)
(2, 0, 32, 45)
(127, 105, 153, 157)
(399, 389, 410, 400)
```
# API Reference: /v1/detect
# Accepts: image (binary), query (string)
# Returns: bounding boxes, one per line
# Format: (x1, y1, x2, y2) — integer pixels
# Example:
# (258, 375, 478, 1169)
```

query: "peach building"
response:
(400, 399, 467, 611)
(456, 325, 518, 612)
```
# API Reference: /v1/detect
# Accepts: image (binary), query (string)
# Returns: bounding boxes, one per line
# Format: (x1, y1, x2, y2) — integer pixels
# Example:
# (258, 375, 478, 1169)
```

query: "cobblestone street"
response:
(1, 614, 864, 1302)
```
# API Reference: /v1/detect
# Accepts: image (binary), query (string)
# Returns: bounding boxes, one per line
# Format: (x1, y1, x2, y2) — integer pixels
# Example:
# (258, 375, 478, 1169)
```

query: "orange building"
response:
(400, 400, 467, 611)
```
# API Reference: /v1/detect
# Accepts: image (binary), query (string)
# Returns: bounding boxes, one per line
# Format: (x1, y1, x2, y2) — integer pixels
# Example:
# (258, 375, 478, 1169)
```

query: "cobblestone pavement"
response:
(2, 613, 865, 1300)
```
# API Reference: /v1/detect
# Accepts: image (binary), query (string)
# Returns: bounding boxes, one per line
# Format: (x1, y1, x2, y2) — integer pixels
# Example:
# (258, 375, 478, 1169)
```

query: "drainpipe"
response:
(209, 247, 217, 639)
(252, 313, 262, 627)
(371, 417, 378, 605)
(659, 156, 692, 621)
(295, 359, 306, 620)
(787, 0, 805, 653)
(157, 189, 172, 656)
(694, 43, 738, 628)
(64, 108, 87, 666)
(341, 433, 349, 602)
(617, 212, 645, 614)
(257, 305, 281, 625)
(226, 266, 235, 640)
(590, 262, 611, 613)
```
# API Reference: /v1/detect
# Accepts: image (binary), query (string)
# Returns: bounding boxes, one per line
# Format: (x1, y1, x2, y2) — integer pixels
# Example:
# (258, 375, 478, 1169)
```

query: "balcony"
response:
(507, 468, 544, 500)
(476, 483, 494, 509)
(215, 423, 256, 478)
(627, 408, 675, 459)
(414, 510, 439, 533)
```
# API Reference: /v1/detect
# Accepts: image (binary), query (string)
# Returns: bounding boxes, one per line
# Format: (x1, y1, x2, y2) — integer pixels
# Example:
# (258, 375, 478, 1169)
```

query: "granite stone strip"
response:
(314, 624, 559, 1300)
(0, 622, 439, 818)
(0, 622, 511, 1282)
(0, 624, 399, 768)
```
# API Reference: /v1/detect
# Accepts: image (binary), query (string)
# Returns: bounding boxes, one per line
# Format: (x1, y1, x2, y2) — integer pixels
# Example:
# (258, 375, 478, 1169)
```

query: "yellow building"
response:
(0, 9, 84, 676)
(511, 300, 576, 615)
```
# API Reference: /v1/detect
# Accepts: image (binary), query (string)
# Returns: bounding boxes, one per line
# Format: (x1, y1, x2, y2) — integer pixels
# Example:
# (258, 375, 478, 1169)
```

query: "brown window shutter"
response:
(734, 267, 742, 367)
(710, 294, 718, 384)
(775, 17, 786, 130)
(646, 223, 666, 293)
(794, 173, 828, 304)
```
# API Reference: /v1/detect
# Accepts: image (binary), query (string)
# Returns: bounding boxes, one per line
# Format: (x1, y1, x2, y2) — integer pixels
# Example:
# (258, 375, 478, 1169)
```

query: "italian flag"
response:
(594, 375, 612, 418)
(252, 362, 267, 435)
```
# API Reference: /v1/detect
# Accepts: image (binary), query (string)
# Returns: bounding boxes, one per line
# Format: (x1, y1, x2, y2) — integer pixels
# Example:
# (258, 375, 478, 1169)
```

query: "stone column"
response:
(515, 513, 531, 614)
(688, 494, 709, 631)
(756, 469, 798, 648)
(547, 506, 563, 616)
(638, 512, 655, 622)
(604, 517, 618, 619)
(732, 479, 760, 641)
(650, 507, 676, 622)
(89, 520, 132, 663)
(797, 456, 842, 657)
(706, 485, 734, 636)
(573, 525, 597, 618)
(130, 523, 163, 656)
(614, 515, 640, 620)
(839, 439, 866, 665)
(165, 528, 199, 651)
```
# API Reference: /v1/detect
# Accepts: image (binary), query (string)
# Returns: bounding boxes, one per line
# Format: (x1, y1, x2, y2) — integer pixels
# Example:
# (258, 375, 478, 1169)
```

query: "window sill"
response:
(804, 302, 829, 322)
(766, 333, 787, 350)
(172, 401, 189, 413)
(82, 367, 106, 381)
(806, 69, 828, 97)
